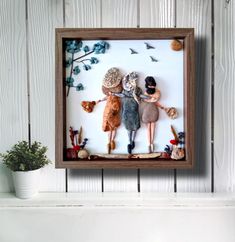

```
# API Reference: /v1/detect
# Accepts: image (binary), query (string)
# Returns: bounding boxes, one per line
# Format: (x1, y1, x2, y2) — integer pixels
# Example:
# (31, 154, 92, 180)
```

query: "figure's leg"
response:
(107, 131, 112, 154)
(147, 123, 152, 153)
(150, 122, 156, 152)
(111, 129, 117, 141)
(131, 130, 136, 149)
(127, 130, 132, 154)
(110, 129, 116, 150)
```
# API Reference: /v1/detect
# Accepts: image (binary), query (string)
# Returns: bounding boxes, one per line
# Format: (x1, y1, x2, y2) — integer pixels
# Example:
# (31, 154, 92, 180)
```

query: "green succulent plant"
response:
(0, 141, 51, 171)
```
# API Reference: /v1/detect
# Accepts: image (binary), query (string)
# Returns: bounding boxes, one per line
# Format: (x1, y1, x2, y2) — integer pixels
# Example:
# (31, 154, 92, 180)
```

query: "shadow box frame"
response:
(55, 28, 195, 169)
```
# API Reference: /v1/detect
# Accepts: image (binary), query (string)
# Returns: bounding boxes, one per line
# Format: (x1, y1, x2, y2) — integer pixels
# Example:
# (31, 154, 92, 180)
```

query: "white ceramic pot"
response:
(12, 168, 41, 199)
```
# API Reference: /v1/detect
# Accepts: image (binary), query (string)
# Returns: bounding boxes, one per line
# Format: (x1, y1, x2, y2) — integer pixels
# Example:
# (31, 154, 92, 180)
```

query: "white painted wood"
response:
(140, 0, 175, 27)
(0, 0, 28, 192)
(65, 0, 101, 27)
(101, 0, 137, 27)
(103, 169, 137, 192)
(102, 0, 138, 192)
(27, 0, 65, 191)
(139, 0, 175, 192)
(176, 0, 212, 192)
(214, 0, 235, 192)
(1, 194, 235, 242)
(1, 192, 235, 207)
(65, 0, 103, 192)
(68, 169, 102, 192)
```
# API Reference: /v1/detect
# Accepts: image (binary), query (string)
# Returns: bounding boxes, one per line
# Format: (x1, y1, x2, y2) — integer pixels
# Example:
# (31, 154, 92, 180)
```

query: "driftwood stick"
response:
(132, 153, 161, 159)
(90, 153, 161, 160)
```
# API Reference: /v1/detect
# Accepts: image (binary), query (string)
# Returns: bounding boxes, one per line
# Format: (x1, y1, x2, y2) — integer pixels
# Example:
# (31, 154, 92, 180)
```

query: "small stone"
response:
(77, 149, 89, 159)
(171, 145, 185, 160)
(165, 107, 178, 119)
(81, 101, 96, 113)
(171, 39, 183, 51)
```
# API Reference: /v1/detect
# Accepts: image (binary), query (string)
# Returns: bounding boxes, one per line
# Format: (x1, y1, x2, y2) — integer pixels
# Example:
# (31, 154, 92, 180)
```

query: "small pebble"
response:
(171, 39, 183, 51)
(77, 149, 89, 159)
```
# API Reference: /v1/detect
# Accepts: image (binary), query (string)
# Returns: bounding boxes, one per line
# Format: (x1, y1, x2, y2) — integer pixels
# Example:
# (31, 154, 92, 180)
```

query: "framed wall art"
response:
(55, 28, 195, 169)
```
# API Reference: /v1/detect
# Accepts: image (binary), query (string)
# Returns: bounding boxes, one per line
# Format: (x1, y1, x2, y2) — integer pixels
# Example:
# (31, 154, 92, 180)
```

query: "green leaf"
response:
(66, 77, 74, 87)
(0, 141, 51, 171)
(83, 45, 90, 52)
(83, 64, 91, 71)
(90, 57, 99, 64)
(73, 66, 80, 75)
(76, 83, 84, 91)
(65, 57, 73, 67)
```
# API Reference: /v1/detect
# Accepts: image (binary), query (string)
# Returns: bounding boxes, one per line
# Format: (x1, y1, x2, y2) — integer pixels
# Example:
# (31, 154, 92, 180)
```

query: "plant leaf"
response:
(73, 66, 80, 75)
(83, 45, 90, 53)
(76, 83, 84, 91)
(65, 57, 73, 67)
(66, 40, 83, 54)
(90, 57, 99, 64)
(93, 41, 109, 54)
(83, 64, 91, 71)
(66, 77, 74, 87)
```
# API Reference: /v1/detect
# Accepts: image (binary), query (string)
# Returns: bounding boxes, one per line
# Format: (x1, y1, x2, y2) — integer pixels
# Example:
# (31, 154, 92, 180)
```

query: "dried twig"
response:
(171, 125, 179, 141)
(78, 126, 83, 144)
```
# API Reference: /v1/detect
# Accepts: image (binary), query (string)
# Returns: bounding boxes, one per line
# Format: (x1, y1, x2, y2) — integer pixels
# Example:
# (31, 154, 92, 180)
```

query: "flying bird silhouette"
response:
(145, 42, 155, 49)
(150, 56, 158, 62)
(129, 48, 138, 54)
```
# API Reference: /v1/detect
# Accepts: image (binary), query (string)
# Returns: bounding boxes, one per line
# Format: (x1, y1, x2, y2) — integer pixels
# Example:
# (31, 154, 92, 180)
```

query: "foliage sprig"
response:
(0, 141, 51, 171)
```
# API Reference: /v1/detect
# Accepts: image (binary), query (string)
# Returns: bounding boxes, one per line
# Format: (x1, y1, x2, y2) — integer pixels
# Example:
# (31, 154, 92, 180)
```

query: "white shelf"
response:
(1, 192, 235, 208)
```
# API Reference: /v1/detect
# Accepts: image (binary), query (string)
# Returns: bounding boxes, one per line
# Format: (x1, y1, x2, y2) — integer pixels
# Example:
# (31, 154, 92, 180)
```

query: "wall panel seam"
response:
(25, 0, 31, 146)
(174, 0, 178, 193)
(211, 0, 215, 193)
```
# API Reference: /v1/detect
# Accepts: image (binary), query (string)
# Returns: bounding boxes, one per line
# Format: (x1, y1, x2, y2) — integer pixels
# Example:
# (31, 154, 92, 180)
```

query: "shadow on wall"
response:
(178, 36, 211, 178)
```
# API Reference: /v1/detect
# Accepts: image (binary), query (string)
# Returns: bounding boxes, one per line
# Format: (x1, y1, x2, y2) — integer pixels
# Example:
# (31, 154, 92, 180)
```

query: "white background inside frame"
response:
(66, 39, 184, 154)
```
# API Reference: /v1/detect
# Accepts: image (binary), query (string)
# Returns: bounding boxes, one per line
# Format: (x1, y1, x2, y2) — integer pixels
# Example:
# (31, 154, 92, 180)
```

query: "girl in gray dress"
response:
(113, 72, 148, 154)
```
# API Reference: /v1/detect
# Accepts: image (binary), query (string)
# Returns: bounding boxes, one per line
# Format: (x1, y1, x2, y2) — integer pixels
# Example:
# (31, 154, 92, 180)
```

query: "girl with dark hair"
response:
(142, 76, 178, 153)
(141, 76, 161, 153)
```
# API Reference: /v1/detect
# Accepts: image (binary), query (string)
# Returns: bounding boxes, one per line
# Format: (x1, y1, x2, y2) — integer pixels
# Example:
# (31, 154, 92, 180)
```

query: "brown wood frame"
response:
(55, 28, 195, 169)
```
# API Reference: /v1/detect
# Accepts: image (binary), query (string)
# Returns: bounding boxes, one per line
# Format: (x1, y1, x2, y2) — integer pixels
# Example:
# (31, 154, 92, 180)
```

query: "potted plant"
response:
(0, 141, 51, 199)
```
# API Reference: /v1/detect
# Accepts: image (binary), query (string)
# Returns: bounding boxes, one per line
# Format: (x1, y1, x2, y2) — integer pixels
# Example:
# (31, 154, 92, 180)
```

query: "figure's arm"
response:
(139, 94, 150, 100)
(155, 102, 165, 110)
(110, 92, 125, 98)
(96, 96, 107, 104)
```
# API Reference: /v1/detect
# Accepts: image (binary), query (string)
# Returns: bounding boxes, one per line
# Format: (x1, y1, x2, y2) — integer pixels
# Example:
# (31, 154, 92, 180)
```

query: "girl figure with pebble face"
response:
(96, 68, 123, 154)
(142, 76, 178, 153)
(112, 72, 148, 154)
(141, 76, 161, 153)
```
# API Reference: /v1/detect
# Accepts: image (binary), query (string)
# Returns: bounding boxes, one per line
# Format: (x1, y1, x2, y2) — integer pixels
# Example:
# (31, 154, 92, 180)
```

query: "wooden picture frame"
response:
(55, 28, 195, 169)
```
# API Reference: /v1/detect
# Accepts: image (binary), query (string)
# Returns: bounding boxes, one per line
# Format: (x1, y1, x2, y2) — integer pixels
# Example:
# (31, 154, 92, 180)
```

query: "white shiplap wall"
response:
(0, 0, 234, 193)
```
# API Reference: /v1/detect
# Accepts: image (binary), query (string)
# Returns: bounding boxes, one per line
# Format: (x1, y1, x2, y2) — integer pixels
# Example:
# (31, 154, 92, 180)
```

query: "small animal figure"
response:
(129, 48, 138, 54)
(150, 56, 158, 62)
(145, 42, 155, 49)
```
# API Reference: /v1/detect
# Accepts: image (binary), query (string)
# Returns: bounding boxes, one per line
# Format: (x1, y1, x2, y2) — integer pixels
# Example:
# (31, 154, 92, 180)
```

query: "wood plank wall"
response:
(0, 0, 234, 193)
